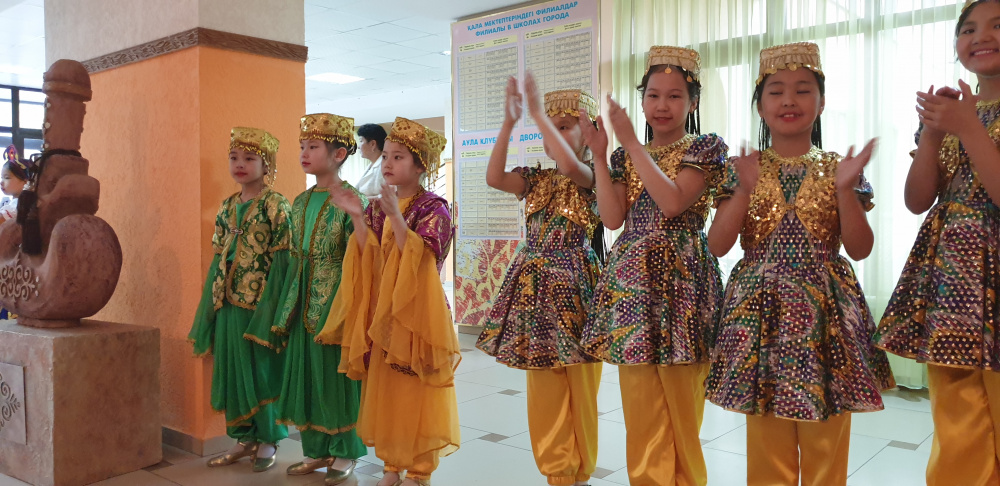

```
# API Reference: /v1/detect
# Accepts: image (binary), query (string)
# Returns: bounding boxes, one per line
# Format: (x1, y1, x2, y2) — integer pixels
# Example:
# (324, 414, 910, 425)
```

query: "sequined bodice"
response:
(937, 100, 1000, 210)
(622, 190, 704, 234)
(743, 163, 840, 263)
(741, 148, 848, 249)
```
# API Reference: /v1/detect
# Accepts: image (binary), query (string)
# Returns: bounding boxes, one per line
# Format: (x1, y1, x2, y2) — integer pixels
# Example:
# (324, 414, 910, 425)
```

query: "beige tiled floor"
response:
(0, 332, 935, 486)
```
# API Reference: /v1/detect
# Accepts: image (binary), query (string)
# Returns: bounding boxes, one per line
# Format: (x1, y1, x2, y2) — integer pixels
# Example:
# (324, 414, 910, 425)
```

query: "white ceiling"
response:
(0, 0, 524, 124)
(302, 0, 522, 124)
(0, 0, 46, 88)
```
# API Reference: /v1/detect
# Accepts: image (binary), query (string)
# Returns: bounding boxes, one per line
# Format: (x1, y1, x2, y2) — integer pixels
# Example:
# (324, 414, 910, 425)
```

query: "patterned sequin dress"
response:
(706, 147, 895, 421)
(877, 100, 1000, 370)
(581, 134, 727, 365)
(477, 166, 602, 369)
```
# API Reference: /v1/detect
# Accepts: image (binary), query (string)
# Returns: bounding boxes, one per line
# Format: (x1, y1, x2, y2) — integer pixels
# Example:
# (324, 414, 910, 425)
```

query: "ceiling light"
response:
(441, 50, 451, 56)
(307, 72, 365, 84)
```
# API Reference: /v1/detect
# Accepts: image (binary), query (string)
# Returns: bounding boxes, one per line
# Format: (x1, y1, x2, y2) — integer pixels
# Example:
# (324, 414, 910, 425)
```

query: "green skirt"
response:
(210, 304, 285, 428)
(277, 320, 363, 436)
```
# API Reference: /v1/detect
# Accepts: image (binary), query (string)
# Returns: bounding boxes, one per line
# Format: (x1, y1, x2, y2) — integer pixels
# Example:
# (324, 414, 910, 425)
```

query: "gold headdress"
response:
(646, 45, 701, 82)
(386, 117, 447, 186)
(230, 127, 279, 183)
(299, 113, 357, 151)
(757, 42, 824, 84)
(544, 89, 598, 121)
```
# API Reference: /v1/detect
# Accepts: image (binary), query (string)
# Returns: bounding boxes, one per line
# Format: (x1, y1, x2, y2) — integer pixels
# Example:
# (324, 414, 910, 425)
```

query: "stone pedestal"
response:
(0, 320, 161, 486)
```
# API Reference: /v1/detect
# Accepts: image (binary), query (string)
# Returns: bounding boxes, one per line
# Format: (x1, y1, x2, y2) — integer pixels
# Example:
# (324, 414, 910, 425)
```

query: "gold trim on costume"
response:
(188, 337, 212, 358)
(243, 332, 275, 350)
(219, 188, 270, 311)
(757, 42, 823, 84)
(275, 419, 358, 435)
(216, 397, 279, 427)
(646, 45, 701, 81)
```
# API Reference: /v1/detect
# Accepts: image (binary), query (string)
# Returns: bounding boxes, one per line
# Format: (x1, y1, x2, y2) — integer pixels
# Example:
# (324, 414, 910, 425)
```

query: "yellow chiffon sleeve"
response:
(315, 228, 382, 381)
(369, 224, 461, 388)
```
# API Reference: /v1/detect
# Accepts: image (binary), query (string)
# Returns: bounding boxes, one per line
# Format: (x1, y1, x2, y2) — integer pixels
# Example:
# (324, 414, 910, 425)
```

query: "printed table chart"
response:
(458, 155, 522, 238)
(457, 46, 518, 132)
(524, 31, 593, 96)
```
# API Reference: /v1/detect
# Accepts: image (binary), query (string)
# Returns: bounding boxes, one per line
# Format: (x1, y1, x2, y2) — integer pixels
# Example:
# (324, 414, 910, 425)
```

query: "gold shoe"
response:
(287, 456, 334, 475)
(324, 460, 357, 485)
(207, 441, 258, 467)
(251, 443, 278, 472)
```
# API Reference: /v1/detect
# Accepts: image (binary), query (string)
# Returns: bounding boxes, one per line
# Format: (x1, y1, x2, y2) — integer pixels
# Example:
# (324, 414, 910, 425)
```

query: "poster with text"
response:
(451, 0, 600, 326)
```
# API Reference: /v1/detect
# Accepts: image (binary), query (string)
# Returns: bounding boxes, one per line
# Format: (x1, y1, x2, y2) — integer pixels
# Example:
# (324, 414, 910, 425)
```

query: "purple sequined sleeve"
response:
(408, 193, 454, 270)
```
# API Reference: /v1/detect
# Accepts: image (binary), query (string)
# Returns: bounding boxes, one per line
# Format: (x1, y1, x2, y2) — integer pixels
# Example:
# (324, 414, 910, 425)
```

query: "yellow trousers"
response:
(926, 364, 1000, 486)
(746, 413, 850, 486)
(527, 363, 602, 486)
(384, 451, 437, 481)
(619, 363, 709, 486)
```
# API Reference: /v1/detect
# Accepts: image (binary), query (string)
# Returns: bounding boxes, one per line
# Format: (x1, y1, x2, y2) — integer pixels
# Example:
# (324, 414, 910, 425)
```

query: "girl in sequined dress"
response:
(705, 42, 894, 486)
(580, 46, 728, 486)
(475, 73, 603, 486)
(875, 2, 1000, 484)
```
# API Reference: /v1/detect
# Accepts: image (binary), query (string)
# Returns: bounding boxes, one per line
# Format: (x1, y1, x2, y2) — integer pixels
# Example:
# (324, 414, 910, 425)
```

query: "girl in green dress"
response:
(189, 127, 292, 472)
(247, 113, 367, 485)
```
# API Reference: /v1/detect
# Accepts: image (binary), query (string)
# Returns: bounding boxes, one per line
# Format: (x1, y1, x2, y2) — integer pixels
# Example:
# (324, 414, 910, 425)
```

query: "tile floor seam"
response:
(845, 443, 889, 479)
(148, 469, 184, 485)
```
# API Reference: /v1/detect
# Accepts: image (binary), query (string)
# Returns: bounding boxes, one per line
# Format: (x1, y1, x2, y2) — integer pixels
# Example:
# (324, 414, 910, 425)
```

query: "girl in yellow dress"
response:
(318, 117, 460, 486)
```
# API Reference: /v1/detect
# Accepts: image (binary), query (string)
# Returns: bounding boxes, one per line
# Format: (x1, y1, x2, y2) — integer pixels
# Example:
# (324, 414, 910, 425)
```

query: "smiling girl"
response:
(876, 1, 1000, 483)
(705, 43, 894, 485)
(580, 46, 728, 486)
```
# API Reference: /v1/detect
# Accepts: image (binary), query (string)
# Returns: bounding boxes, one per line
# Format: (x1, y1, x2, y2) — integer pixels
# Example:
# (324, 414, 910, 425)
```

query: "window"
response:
(0, 84, 44, 162)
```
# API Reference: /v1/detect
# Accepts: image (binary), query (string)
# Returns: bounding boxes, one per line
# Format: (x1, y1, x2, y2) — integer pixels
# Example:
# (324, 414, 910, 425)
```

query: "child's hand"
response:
(524, 71, 543, 118)
(503, 76, 523, 127)
(579, 109, 608, 160)
(837, 138, 878, 192)
(917, 80, 981, 139)
(329, 186, 364, 218)
(379, 183, 402, 220)
(606, 95, 640, 148)
(733, 144, 760, 195)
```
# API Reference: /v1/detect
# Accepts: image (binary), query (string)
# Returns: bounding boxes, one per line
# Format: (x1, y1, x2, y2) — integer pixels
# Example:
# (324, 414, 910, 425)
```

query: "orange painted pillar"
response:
(44, 1, 307, 455)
